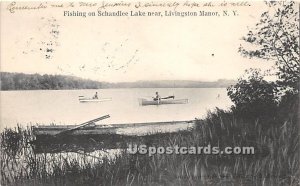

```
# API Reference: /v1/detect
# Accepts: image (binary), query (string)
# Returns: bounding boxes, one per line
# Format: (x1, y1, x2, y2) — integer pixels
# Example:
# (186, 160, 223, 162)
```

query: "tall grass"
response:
(1, 104, 299, 185)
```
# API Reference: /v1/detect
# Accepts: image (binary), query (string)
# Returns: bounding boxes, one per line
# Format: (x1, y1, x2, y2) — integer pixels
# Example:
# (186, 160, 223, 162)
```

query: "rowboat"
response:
(139, 98, 188, 106)
(32, 120, 195, 136)
(79, 97, 112, 103)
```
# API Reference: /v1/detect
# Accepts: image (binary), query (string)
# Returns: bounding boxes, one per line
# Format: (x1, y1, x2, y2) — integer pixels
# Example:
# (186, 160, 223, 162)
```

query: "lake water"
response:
(0, 88, 232, 130)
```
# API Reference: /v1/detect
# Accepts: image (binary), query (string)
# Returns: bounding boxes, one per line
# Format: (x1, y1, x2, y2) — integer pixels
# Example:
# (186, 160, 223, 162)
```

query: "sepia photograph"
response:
(0, 0, 299, 185)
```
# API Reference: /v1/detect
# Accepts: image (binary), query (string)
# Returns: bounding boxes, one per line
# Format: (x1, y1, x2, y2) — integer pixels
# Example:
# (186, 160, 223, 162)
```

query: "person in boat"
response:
(93, 92, 98, 99)
(153, 92, 161, 101)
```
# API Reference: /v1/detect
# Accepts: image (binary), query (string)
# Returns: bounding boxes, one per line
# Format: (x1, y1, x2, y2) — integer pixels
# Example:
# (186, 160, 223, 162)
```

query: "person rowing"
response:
(153, 92, 175, 101)
(93, 92, 98, 99)
(153, 92, 160, 101)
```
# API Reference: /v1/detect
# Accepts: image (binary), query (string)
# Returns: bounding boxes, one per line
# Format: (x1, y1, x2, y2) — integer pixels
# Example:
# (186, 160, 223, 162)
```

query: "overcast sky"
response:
(1, 1, 274, 82)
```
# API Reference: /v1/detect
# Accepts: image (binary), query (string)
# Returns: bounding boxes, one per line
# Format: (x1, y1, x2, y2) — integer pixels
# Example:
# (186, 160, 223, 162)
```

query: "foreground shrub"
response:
(227, 69, 278, 120)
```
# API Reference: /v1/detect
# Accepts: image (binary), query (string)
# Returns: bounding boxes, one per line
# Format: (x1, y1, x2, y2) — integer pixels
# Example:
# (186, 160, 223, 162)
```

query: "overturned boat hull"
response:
(32, 120, 195, 136)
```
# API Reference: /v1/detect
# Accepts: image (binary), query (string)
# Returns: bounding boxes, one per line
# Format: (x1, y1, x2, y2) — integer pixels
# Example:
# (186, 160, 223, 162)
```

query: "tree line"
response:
(0, 72, 236, 90)
(0, 72, 105, 90)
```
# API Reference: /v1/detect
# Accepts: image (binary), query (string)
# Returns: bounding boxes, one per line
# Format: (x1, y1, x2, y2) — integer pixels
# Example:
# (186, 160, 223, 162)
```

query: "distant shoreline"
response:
(0, 72, 236, 91)
(0, 87, 230, 91)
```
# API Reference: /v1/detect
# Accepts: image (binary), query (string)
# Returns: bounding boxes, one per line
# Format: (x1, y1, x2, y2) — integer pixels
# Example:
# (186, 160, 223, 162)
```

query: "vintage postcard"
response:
(0, 0, 299, 185)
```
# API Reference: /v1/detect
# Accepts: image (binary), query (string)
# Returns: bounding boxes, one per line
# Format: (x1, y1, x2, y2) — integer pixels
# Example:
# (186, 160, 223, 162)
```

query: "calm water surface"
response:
(0, 88, 232, 130)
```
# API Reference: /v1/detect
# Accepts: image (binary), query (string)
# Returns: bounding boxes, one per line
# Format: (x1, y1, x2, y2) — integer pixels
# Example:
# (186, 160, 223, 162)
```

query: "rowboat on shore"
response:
(139, 98, 188, 106)
(79, 97, 112, 103)
(32, 120, 195, 136)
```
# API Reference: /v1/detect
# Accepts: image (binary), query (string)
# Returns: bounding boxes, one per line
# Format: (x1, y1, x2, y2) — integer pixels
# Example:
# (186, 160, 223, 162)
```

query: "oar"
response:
(161, 96, 175, 100)
(56, 114, 110, 136)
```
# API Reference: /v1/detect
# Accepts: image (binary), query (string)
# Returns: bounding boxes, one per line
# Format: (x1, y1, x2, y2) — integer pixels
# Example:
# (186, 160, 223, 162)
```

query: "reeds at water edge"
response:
(1, 107, 299, 185)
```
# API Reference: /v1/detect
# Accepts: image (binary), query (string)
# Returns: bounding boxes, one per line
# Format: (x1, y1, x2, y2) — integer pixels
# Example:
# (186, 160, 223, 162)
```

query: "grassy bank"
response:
(1, 104, 299, 185)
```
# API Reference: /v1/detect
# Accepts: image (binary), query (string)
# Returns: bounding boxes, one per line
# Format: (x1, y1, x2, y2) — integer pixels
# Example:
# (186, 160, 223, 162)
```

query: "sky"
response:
(1, 1, 275, 82)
